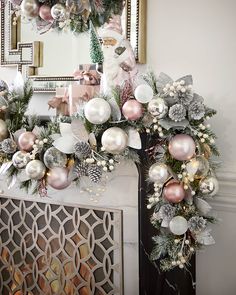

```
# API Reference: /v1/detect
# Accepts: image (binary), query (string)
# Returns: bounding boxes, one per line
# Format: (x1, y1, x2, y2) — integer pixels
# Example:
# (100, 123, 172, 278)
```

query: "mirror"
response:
(0, 0, 146, 92)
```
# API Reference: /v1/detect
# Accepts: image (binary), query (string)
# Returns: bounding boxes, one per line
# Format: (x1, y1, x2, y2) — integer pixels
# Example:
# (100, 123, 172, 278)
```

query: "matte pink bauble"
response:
(47, 167, 71, 190)
(163, 181, 185, 203)
(122, 100, 143, 121)
(18, 131, 36, 152)
(39, 4, 53, 21)
(168, 134, 196, 161)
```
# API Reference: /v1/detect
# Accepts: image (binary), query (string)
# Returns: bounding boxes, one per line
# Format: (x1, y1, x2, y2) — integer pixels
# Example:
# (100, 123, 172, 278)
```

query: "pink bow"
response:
(73, 70, 99, 85)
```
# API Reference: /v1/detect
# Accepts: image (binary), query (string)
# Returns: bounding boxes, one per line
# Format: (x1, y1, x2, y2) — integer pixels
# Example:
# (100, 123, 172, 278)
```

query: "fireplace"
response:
(0, 196, 123, 295)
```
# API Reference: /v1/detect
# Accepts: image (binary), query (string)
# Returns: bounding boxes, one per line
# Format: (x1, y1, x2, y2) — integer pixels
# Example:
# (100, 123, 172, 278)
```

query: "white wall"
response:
(147, 0, 236, 294)
(1, 0, 236, 294)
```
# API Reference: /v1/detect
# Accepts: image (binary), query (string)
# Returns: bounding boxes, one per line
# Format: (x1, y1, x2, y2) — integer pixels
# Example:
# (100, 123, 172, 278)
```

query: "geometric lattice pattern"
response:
(0, 196, 123, 295)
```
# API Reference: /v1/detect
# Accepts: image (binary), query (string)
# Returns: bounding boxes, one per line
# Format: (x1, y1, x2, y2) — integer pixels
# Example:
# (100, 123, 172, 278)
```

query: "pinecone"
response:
(1, 138, 17, 154)
(74, 161, 88, 177)
(74, 142, 91, 159)
(87, 165, 102, 183)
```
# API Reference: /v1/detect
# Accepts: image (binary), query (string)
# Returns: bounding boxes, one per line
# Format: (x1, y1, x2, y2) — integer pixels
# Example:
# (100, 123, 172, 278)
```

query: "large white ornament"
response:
(84, 98, 111, 124)
(134, 84, 154, 104)
(148, 163, 169, 183)
(199, 176, 219, 196)
(169, 216, 188, 235)
(21, 0, 39, 18)
(25, 160, 46, 180)
(101, 127, 128, 154)
(12, 151, 30, 169)
(148, 97, 168, 118)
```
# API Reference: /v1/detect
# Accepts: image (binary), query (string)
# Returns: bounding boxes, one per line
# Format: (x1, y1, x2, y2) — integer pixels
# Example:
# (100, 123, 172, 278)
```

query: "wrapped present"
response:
(48, 87, 69, 116)
(68, 83, 100, 116)
(73, 64, 101, 85)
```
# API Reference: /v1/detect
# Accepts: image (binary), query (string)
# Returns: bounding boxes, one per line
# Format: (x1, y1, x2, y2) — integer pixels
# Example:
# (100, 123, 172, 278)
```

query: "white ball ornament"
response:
(134, 84, 154, 104)
(25, 160, 46, 180)
(101, 127, 128, 154)
(84, 98, 111, 124)
(51, 3, 66, 20)
(169, 216, 188, 235)
(148, 163, 169, 183)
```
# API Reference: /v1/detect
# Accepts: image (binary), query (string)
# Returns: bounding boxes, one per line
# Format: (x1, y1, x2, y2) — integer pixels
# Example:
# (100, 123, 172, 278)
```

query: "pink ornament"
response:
(168, 134, 196, 161)
(122, 100, 143, 121)
(47, 167, 71, 190)
(39, 4, 53, 21)
(18, 131, 36, 152)
(163, 181, 185, 203)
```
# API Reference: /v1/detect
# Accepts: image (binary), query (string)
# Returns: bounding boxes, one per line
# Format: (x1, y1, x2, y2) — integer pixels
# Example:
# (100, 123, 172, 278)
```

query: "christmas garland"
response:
(0, 71, 219, 271)
(10, 0, 124, 34)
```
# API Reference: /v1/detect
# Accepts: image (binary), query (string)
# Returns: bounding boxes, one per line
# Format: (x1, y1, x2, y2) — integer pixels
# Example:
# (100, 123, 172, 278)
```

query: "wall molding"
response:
(210, 170, 236, 212)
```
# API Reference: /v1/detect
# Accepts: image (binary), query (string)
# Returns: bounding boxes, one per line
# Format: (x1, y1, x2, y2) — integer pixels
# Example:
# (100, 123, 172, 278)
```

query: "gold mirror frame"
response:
(0, 0, 146, 93)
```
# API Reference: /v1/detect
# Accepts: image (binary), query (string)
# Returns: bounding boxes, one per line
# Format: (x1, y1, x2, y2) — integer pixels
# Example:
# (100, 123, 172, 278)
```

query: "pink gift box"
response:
(68, 83, 100, 116)
(48, 87, 69, 116)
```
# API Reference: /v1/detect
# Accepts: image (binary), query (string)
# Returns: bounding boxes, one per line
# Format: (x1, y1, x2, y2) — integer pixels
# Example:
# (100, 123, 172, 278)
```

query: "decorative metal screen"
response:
(0, 196, 123, 295)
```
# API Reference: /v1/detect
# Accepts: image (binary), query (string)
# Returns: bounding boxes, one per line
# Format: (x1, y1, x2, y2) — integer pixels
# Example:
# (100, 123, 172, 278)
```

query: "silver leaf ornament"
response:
(71, 118, 89, 142)
(195, 197, 212, 216)
(196, 229, 215, 245)
(159, 118, 189, 130)
(127, 128, 142, 149)
(109, 97, 122, 121)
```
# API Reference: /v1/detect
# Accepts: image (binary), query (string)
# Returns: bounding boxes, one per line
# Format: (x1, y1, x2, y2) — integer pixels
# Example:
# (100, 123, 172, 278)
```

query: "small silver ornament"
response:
(51, 3, 66, 20)
(1, 138, 17, 154)
(21, 0, 39, 18)
(25, 160, 46, 180)
(0, 80, 8, 93)
(12, 151, 30, 169)
(43, 147, 67, 169)
(148, 163, 169, 183)
(199, 176, 219, 196)
(0, 119, 8, 141)
(148, 97, 168, 118)
(101, 127, 128, 154)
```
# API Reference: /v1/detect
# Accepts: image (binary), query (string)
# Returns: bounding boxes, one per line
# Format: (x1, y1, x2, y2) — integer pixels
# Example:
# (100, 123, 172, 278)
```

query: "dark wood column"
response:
(137, 133, 196, 295)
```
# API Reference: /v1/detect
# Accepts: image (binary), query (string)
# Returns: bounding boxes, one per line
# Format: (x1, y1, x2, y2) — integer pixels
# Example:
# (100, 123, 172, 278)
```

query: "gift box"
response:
(48, 87, 69, 116)
(73, 64, 101, 86)
(68, 83, 100, 116)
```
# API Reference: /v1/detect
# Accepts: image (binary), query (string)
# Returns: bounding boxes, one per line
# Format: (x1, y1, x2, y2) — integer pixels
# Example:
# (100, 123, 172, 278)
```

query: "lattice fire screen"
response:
(0, 196, 123, 295)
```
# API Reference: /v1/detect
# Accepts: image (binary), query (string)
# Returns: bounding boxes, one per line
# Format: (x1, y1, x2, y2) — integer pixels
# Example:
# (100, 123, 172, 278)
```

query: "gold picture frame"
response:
(0, 0, 146, 92)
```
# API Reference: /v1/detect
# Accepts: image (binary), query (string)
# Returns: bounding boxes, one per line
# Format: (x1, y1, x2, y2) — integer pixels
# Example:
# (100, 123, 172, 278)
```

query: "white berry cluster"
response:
(146, 118, 164, 137)
(171, 239, 195, 269)
(193, 121, 215, 144)
(85, 157, 115, 172)
(28, 138, 48, 160)
(147, 183, 162, 209)
(177, 163, 196, 193)
(163, 80, 192, 97)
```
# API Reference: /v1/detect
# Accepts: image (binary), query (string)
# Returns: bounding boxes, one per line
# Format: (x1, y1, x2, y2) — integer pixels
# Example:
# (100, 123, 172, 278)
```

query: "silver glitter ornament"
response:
(43, 147, 67, 169)
(12, 151, 30, 169)
(51, 3, 66, 20)
(147, 97, 168, 118)
(1, 138, 17, 154)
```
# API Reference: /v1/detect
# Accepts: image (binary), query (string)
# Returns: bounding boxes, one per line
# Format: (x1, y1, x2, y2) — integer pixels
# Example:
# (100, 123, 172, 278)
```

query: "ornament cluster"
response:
(0, 71, 219, 271)
(9, 0, 124, 34)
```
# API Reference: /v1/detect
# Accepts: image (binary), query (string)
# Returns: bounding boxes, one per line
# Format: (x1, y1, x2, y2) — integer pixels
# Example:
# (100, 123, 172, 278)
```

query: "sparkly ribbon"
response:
(73, 70, 99, 85)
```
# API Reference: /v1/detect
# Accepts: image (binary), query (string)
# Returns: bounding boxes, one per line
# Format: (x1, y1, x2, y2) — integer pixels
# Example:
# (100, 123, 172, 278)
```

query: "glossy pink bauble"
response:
(39, 4, 53, 21)
(18, 132, 36, 152)
(122, 100, 143, 121)
(163, 181, 185, 203)
(47, 167, 71, 190)
(168, 134, 196, 161)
